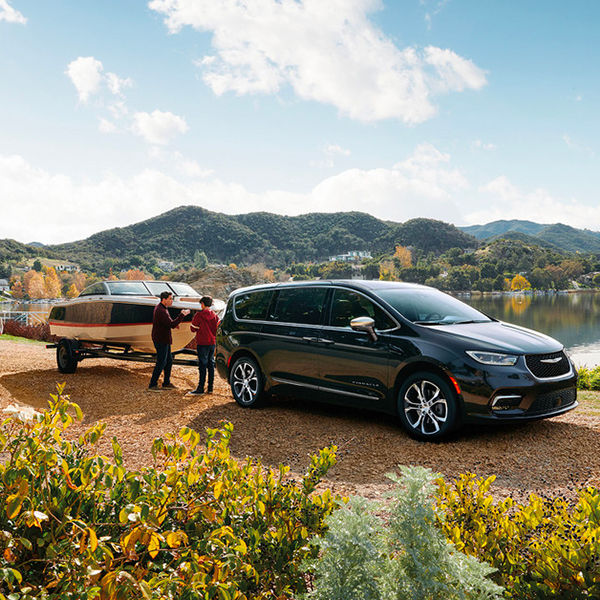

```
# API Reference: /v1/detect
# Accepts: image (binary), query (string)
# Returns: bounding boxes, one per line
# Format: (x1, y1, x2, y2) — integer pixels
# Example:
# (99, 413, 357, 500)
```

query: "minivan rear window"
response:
(271, 287, 327, 325)
(234, 290, 273, 320)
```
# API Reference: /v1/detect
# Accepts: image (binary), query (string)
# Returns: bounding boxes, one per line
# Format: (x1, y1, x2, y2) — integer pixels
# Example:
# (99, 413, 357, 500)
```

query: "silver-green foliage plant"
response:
(303, 466, 504, 600)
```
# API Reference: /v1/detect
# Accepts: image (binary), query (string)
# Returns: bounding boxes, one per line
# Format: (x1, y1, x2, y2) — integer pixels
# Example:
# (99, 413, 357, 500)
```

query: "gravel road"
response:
(1, 338, 599, 502)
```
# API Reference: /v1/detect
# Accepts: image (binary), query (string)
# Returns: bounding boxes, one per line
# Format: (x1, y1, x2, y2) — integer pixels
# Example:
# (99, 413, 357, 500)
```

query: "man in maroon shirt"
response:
(188, 295, 219, 395)
(148, 291, 190, 391)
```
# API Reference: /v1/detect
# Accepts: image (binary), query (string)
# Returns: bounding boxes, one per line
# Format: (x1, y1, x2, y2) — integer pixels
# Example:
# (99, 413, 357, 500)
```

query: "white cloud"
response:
(466, 176, 599, 228)
(131, 110, 189, 145)
(66, 56, 133, 104)
(3, 148, 598, 245)
(149, 0, 486, 123)
(66, 57, 105, 103)
(98, 118, 117, 134)
(325, 144, 351, 157)
(562, 134, 595, 157)
(472, 139, 496, 151)
(0, 0, 26, 24)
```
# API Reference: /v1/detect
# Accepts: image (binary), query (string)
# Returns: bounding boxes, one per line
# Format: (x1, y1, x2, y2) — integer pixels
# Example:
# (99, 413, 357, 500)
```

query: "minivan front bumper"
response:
(456, 355, 578, 422)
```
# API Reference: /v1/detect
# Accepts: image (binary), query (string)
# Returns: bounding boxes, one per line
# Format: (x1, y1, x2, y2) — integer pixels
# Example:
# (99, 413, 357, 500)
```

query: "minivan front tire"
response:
(397, 371, 458, 440)
(229, 356, 266, 408)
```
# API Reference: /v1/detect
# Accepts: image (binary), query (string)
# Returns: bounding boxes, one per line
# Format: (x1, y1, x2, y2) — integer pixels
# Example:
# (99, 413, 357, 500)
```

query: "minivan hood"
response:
(423, 321, 563, 355)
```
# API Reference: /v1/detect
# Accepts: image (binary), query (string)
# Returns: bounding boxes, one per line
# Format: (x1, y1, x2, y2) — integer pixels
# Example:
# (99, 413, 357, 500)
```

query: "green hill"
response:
(460, 220, 600, 254)
(461, 219, 547, 239)
(44, 206, 479, 269)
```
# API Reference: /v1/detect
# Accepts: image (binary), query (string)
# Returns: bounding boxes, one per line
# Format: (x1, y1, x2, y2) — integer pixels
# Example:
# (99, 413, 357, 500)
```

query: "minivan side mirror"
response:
(350, 316, 378, 342)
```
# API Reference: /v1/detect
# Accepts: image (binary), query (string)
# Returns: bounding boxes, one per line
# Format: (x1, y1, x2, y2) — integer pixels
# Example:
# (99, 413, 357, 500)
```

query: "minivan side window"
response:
(270, 287, 327, 325)
(330, 289, 395, 330)
(234, 290, 273, 321)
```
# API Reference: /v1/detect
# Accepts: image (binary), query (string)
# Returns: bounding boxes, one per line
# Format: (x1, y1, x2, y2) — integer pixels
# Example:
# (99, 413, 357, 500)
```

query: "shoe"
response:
(162, 383, 177, 389)
(147, 385, 162, 393)
(207, 388, 213, 394)
(186, 388, 204, 396)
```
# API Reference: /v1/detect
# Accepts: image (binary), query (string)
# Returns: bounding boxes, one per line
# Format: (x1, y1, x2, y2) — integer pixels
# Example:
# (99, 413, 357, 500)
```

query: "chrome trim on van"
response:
(271, 377, 379, 400)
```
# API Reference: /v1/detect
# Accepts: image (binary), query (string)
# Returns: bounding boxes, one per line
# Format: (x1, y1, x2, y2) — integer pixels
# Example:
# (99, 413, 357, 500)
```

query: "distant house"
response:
(54, 262, 80, 272)
(158, 260, 175, 272)
(328, 250, 372, 263)
(0, 279, 9, 292)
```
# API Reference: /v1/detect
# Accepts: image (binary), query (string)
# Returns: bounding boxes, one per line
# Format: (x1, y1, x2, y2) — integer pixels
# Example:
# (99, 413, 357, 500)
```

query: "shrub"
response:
(0, 385, 339, 599)
(1, 319, 56, 343)
(436, 472, 600, 599)
(303, 466, 503, 600)
(577, 365, 600, 390)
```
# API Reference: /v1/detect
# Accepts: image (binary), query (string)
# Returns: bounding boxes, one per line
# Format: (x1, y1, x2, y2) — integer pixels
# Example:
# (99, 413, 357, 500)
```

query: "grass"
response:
(577, 390, 600, 415)
(0, 334, 47, 345)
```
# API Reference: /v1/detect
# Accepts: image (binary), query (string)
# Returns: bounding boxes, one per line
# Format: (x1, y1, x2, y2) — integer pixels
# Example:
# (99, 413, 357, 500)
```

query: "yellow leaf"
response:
(214, 480, 223, 500)
(88, 528, 98, 552)
(6, 494, 23, 520)
(148, 533, 160, 559)
(166, 530, 188, 548)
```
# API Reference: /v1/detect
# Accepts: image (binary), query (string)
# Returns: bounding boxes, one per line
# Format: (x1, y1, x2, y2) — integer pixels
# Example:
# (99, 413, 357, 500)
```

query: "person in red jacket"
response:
(188, 295, 220, 395)
(148, 291, 190, 391)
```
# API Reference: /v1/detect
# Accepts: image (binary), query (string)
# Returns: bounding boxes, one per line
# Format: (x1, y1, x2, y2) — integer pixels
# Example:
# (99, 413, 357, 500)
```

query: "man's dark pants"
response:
(150, 342, 173, 387)
(196, 344, 215, 391)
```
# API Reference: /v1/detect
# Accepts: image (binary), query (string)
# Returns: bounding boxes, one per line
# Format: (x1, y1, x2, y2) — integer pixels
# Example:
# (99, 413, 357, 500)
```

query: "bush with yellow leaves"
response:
(436, 472, 600, 599)
(0, 385, 339, 599)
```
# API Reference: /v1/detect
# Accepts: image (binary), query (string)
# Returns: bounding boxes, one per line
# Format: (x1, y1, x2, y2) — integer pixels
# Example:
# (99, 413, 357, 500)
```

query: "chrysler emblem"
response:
(540, 357, 562, 363)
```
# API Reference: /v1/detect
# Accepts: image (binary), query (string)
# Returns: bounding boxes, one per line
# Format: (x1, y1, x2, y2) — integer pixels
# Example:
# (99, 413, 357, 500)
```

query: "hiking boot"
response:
(147, 385, 162, 393)
(162, 382, 177, 389)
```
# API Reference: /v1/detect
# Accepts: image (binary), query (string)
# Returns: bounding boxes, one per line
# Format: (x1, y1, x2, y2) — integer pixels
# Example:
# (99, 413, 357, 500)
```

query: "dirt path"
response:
(1, 338, 598, 502)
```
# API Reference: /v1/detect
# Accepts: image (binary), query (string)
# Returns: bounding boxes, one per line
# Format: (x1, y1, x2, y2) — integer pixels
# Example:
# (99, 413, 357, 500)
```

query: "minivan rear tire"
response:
(229, 356, 266, 408)
(397, 371, 458, 441)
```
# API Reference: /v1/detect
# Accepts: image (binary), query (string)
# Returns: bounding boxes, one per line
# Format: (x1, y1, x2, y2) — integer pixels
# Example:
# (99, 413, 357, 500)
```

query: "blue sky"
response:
(1, 0, 598, 244)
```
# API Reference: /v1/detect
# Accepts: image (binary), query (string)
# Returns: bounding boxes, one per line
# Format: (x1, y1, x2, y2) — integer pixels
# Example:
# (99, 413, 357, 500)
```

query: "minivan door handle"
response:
(317, 338, 335, 344)
(302, 336, 319, 342)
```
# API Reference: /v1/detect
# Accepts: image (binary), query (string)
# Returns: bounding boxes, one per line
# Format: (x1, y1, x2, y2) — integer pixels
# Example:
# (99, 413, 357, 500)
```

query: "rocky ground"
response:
(1, 337, 599, 503)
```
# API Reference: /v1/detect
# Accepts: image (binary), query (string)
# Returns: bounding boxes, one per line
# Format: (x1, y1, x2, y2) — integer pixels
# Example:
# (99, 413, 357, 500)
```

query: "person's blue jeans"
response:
(196, 344, 215, 391)
(150, 342, 173, 387)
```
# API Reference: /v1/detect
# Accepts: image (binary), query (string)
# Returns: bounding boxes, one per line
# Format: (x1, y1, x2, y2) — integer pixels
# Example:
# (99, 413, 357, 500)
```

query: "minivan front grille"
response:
(527, 387, 576, 415)
(525, 351, 571, 379)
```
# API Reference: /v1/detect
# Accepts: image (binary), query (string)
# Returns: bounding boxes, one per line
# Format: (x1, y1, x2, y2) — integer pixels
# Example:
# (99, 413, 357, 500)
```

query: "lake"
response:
(465, 292, 600, 367)
(2, 293, 600, 367)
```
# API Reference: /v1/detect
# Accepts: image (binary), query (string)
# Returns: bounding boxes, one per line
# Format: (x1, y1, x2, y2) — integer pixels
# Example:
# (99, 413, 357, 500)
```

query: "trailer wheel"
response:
(57, 339, 78, 373)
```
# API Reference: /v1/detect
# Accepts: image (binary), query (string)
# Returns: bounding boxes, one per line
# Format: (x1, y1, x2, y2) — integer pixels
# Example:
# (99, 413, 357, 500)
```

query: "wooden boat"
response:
(48, 280, 224, 353)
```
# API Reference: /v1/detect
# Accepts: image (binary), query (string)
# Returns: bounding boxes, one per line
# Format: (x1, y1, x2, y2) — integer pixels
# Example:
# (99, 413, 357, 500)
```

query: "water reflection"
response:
(467, 292, 600, 367)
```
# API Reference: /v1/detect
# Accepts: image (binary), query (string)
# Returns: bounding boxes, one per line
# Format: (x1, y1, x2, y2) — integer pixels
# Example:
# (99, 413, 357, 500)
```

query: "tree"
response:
(66, 283, 79, 298)
(9, 276, 24, 299)
(24, 270, 45, 299)
(124, 269, 149, 280)
(393, 245, 412, 268)
(43, 267, 62, 298)
(194, 250, 209, 270)
(321, 261, 353, 279)
(510, 274, 531, 291)
(32, 259, 42, 272)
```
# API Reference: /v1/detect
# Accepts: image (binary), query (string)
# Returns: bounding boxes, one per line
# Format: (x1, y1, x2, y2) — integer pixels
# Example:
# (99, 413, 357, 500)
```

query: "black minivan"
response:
(215, 280, 577, 440)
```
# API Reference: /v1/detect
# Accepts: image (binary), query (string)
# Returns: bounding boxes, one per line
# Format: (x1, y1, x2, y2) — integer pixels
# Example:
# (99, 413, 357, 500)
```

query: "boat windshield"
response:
(145, 281, 174, 296)
(169, 282, 200, 297)
(106, 281, 151, 296)
(376, 288, 491, 325)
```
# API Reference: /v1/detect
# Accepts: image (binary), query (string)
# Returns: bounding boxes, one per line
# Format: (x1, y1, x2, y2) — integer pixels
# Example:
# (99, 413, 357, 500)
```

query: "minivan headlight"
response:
(465, 351, 518, 366)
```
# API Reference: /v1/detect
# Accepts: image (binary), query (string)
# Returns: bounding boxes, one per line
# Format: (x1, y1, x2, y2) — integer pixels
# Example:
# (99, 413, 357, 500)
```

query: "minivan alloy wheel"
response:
(397, 371, 458, 440)
(230, 356, 265, 407)
(404, 380, 448, 434)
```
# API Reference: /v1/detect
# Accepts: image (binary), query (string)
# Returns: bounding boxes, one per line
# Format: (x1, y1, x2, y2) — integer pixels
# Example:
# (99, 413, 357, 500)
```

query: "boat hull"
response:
(49, 298, 199, 353)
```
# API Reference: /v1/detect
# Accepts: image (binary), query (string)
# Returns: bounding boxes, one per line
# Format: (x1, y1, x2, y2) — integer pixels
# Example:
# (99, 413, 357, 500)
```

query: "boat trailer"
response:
(46, 339, 199, 373)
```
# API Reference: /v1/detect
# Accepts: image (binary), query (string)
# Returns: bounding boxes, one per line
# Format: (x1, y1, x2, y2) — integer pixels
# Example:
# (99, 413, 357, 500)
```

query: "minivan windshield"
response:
(377, 288, 491, 325)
